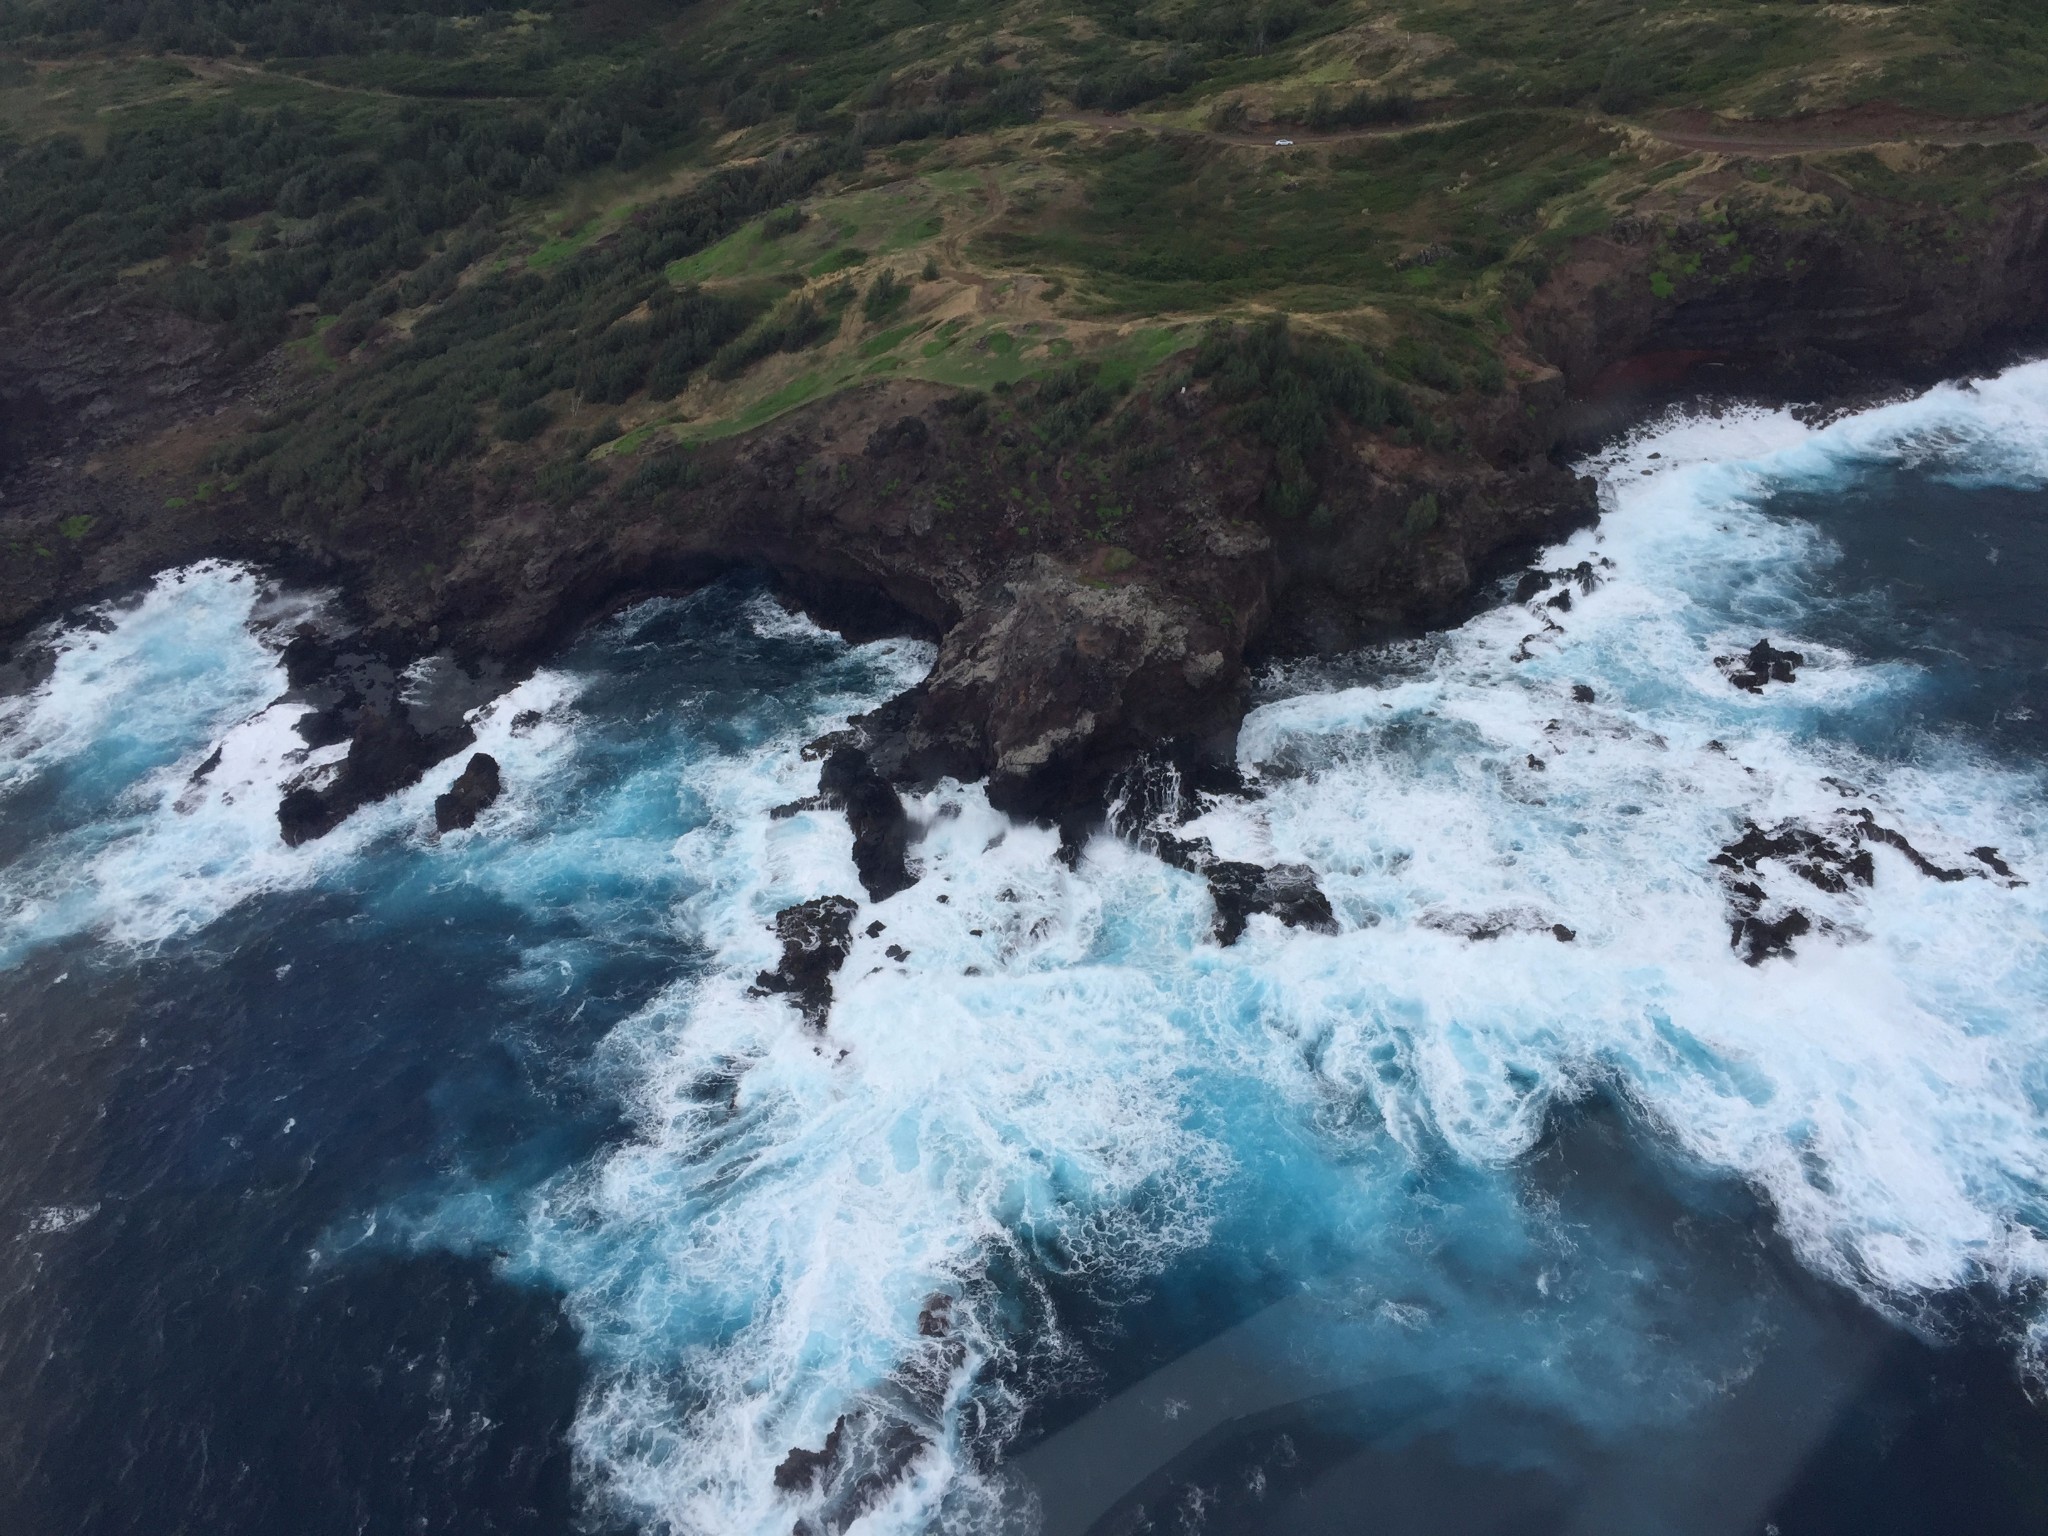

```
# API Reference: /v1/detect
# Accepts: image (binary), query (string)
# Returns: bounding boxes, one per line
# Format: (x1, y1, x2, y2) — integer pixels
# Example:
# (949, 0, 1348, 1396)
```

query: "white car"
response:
(1274, 138, 1294, 147)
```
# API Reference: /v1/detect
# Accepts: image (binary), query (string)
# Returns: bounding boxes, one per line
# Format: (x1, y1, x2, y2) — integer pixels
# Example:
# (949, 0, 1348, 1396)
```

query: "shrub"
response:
(862, 269, 907, 322)
(498, 401, 555, 442)
(1191, 315, 1405, 517)
(709, 290, 843, 379)
(1300, 87, 1415, 131)
(625, 452, 698, 500)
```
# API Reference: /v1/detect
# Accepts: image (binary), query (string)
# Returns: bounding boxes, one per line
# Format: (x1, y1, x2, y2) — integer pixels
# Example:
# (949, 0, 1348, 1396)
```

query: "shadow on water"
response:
(1010, 1093, 2048, 1536)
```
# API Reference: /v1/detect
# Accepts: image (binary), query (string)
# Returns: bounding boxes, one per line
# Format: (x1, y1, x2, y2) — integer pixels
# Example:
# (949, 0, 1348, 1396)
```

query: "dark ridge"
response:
(817, 746, 915, 901)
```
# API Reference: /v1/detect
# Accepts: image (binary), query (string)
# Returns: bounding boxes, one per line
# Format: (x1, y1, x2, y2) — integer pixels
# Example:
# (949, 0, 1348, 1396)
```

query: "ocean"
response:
(3, 365, 2046, 1535)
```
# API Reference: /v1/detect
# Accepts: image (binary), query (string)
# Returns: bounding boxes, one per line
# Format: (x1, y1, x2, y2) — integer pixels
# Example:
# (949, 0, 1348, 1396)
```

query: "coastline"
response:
(6, 179, 2048, 835)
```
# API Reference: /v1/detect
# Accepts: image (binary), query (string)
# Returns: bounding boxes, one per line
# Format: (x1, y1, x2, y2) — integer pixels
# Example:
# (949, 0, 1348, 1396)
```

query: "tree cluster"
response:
(1191, 315, 1406, 519)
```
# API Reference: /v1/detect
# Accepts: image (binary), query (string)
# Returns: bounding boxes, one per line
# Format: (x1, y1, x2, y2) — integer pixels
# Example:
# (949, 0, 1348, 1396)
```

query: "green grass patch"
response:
(529, 217, 605, 271)
(809, 245, 869, 276)
(860, 320, 927, 359)
(286, 315, 342, 373)
(978, 114, 1622, 315)
(719, 369, 832, 437)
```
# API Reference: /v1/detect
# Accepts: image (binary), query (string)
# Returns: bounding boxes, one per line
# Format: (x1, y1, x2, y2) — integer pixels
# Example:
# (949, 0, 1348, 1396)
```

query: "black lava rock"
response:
(1207, 861, 1339, 946)
(278, 707, 472, 847)
(434, 752, 503, 833)
(819, 746, 914, 900)
(1719, 638, 1805, 693)
(750, 895, 860, 1029)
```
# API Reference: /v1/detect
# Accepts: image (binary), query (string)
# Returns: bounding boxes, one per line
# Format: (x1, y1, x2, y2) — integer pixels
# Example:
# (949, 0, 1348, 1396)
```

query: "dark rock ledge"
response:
(434, 752, 502, 833)
(1712, 810, 2025, 964)
(750, 895, 860, 1030)
(769, 1290, 962, 1533)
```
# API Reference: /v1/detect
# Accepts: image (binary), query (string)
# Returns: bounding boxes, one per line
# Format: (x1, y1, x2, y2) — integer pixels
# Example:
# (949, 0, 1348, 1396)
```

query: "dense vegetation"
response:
(4, 0, 2048, 519)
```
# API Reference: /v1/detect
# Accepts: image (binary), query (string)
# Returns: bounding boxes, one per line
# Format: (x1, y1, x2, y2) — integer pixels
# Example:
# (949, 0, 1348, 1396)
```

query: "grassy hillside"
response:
(4, 0, 2047, 521)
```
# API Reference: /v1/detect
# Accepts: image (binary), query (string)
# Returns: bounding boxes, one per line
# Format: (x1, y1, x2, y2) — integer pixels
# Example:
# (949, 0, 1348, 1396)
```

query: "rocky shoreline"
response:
(6, 180, 2048, 851)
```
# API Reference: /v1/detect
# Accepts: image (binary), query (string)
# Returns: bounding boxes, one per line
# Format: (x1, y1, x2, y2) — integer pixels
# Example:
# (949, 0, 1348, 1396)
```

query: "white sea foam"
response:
(439, 365, 2048, 1536)
(0, 568, 589, 959)
(10, 370, 2048, 1534)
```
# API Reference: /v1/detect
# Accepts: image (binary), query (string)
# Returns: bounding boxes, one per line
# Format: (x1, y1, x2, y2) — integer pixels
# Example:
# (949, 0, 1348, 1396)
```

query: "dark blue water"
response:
(3, 375, 2048, 1536)
(0, 589, 919, 1534)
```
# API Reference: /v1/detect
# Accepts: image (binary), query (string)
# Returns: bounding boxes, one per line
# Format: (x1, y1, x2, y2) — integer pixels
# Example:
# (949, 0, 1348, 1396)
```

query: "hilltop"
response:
(4, 0, 2048, 813)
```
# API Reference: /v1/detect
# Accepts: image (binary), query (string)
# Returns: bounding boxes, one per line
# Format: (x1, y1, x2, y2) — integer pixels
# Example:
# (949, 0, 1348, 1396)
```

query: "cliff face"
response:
(6, 175, 2048, 823)
(1528, 180, 2048, 411)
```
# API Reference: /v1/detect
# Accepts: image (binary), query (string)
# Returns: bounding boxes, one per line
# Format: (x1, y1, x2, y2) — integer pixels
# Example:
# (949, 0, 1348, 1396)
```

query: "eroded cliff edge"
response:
(6, 168, 2048, 826)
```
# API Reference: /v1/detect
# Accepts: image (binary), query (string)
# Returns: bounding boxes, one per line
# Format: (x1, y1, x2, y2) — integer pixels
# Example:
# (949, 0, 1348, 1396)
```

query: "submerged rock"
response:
(750, 895, 860, 1029)
(434, 752, 502, 833)
(1420, 907, 1578, 943)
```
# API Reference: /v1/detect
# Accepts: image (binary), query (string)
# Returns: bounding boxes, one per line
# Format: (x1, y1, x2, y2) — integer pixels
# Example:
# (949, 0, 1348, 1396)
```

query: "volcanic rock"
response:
(775, 1416, 846, 1492)
(434, 752, 502, 832)
(1206, 860, 1340, 946)
(279, 706, 471, 846)
(1718, 638, 1805, 693)
(1712, 819, 1873, 893)
(818, 746, 914, 900)
(775, 1410, 930, 1534)
(1731, 906, 1813, 964)
(750, 895, 860, 1029)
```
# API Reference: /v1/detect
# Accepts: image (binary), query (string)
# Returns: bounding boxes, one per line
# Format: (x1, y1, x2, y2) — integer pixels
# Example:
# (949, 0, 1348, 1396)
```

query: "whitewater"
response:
(3, 364, 2046, 1535)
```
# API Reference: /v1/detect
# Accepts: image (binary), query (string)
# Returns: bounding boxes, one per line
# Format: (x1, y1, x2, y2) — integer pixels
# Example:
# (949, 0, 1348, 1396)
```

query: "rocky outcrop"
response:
(1713, 819, 1874, 895)
(772, 1410, 928, 1535)
(905, 560, 1254, 815)
(749, 895, 860, 1029)
(1204, 859, 1340, 945)
(816, 746, 914, 899)
(1718, 638, 1804, 693)
(434, 752, 503, 833)
(10, 162, 2048, 844)
(278, 705, 471, 846)
(270, 630, 483, 845)
(1136, 825, 1338, 946)
(1711, 810, 2024, 963)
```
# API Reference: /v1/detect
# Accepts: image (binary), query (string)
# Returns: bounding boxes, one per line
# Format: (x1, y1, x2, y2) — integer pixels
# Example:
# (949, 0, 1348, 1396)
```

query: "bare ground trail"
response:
(1046, 102, 2048, 160)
